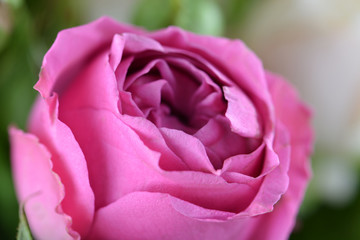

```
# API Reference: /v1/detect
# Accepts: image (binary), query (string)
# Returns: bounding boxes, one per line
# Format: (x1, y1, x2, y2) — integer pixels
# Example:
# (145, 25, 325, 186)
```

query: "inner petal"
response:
(121, 55, 227, 135)
(128, 79, 168, 116)
(195, 115, 261, 169)
(224, 86, 262, 138)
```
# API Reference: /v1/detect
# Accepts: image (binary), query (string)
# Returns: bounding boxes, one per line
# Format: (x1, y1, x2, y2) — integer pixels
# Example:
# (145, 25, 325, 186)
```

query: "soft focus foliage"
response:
(133, 0, 224, 36)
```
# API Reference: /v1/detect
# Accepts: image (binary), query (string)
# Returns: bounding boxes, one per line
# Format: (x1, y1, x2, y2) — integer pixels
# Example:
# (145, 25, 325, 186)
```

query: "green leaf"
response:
(174, 0, 224, 36)
(0, 27, 7, 51)
(224, 0, 261, 25)
(132, 0, 175, 30)
(132, 0, 224, 36)
(16, 204, 33, 240)
(3, 0, 23, 9)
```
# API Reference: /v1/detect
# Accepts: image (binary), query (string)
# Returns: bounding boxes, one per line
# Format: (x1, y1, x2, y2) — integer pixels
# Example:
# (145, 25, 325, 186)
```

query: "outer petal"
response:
(88, 192, 257, 240)
(35, 17, 144, 99)
(28, 96, 95, 237)
(246, 72, 313, 239)
(58, 50, 121, 116)
(9, 127, 76, 240)
(267, 72, 313, 150)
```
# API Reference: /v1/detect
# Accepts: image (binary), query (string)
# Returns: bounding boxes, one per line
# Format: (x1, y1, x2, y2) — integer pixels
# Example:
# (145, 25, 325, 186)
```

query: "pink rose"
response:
(10, 17, 312, 240)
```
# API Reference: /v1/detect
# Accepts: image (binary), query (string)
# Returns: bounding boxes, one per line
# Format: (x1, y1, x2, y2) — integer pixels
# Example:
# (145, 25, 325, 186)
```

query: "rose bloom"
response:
(10, 17, 312, 240)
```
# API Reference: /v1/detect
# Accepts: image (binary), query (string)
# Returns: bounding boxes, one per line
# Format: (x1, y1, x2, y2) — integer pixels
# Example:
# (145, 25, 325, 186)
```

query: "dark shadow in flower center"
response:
(124, 53, 227, 135)
(168, 105, 190, 126)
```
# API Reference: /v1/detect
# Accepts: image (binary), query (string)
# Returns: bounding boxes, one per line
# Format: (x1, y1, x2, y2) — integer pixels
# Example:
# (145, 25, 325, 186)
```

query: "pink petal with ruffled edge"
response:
(242, 123, 291, 217)
(28, 96, 95, 237)
(245, 72, 312, 240)
(35, 17, 144, 99)
(9, 127, 77, 240)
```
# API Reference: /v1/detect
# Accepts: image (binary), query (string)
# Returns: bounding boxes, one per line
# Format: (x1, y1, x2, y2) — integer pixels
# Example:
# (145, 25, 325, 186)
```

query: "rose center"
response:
(123, 54, 226, 134)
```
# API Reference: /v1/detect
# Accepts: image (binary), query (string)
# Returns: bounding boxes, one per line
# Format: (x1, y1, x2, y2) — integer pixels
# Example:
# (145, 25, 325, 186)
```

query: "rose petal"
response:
(163, 56, 221, 93)
(109, 34, 125, 71)
(59, 108, 161, 209)
(118, 91, 144, 117)
(9, 127, 77, 240)
(267, 72, 313, 149)
(28, 96, 94, 237)
(35, 17, 144, 98)
(88, 192, 258, 240)
(115, 56, 134, 90)
(193, 92, 226, 119)
(221, 143, 266, 178)
(223, 86, 262, 138)
(130, 79, 168, 115)
(160, 128, 216, 173)
(161, 170, 258, 213)
(123, 33, 164, 54)
(195, 116, 257, 169)
(240, 123, 291, 217)
(124, 59, 172, 91)
(120, 115, 190, 171)
(222, 140, 280, 179)
(58, 50, 120, 116)
(245, 72, 313, 239)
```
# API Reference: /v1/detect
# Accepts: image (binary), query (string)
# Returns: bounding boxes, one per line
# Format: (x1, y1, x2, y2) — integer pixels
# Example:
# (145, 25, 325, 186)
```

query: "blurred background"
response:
(1, 0, 360, 239)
